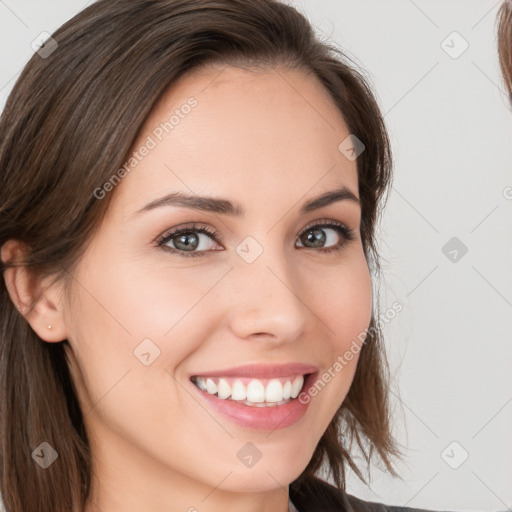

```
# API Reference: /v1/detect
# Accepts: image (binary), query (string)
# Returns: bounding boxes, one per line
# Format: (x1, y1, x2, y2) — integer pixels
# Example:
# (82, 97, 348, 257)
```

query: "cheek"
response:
(299, 250, 372, 414)
(63, 262, 218, 451)
(313, 250, 373, 352)
(72, 253, 223, 345)
(64, 256, 230, 415)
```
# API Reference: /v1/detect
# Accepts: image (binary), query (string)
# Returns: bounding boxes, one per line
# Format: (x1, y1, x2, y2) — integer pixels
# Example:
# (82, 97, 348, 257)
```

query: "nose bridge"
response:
(227, 243, 309, 340)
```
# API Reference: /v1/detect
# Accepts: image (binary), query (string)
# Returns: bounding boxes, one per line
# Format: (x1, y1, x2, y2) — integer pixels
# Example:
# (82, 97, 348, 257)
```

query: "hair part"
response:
(0, 1, 402, 511)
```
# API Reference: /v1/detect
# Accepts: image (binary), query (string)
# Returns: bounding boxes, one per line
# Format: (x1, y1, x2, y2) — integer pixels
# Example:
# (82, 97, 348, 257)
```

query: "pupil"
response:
(176, 232, 198, 250)
(305, 229, 325, 247)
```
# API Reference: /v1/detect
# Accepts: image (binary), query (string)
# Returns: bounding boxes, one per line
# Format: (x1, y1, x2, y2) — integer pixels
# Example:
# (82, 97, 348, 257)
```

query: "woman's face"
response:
(62, 64, 372, 510)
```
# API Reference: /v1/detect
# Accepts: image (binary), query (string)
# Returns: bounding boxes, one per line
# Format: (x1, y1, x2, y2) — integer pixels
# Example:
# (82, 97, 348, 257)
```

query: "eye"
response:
(157, 224, 222, 258)
(295, 220, 356, 253)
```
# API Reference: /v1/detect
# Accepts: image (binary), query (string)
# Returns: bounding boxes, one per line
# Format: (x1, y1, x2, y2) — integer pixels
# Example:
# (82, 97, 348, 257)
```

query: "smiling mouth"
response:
(190, 373, 312, 407)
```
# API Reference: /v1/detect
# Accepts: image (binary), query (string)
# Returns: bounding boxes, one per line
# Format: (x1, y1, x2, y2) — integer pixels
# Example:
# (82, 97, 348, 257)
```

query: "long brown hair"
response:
(0, 1, 402, 510)
(498, 0, 512, 101)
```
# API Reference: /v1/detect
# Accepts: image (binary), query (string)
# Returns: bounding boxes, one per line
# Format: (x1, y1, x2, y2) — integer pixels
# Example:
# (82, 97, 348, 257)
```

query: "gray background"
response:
(1, 1, 511, 511)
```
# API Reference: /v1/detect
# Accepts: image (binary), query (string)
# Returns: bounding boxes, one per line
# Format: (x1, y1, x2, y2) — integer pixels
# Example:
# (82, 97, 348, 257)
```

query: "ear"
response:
(1, 239, 67, 342)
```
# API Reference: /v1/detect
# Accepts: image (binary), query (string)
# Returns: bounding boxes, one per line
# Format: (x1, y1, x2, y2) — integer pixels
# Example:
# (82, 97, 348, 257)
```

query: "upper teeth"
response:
(193, 375, 305, 403)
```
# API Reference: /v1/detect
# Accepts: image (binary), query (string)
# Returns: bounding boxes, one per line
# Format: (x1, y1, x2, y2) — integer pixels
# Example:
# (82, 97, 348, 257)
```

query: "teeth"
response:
(290, 376, 303, 399)
(265, 380, 283, 402)
(231, 379, 247, 400)
(247, 380, 265, 402)
(282, 380, 292, 399)
(195, 377, 207, 391)
(237, 397, 291, 407)
(217, 378, 231, 399)
(205, 378, 218, 395)
(193, 375, 305, 404)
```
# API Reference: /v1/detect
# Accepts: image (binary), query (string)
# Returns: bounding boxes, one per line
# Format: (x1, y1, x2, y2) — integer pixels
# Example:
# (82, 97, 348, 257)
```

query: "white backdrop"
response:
(1, 1, 511, 511)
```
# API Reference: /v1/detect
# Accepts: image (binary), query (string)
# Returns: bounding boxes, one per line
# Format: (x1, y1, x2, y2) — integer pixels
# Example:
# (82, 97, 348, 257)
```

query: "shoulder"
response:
(343, 491, 444, 512)
(289, 476, 446, 512)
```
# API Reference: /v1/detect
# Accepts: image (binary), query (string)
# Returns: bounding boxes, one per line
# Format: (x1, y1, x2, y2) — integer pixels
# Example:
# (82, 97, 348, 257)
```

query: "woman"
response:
(0, 1, 437, 511)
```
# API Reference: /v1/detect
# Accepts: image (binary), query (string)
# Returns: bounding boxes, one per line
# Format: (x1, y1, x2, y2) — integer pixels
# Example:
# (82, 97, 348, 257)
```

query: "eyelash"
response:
(156, 220, 356, 259)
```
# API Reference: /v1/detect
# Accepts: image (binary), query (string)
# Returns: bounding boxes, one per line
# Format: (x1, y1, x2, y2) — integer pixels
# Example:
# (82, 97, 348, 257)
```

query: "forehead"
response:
(113, 64, 359, 214)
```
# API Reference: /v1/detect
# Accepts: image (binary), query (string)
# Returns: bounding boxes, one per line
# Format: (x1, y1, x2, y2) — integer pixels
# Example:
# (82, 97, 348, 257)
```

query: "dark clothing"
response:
(289, 477, 447, 512)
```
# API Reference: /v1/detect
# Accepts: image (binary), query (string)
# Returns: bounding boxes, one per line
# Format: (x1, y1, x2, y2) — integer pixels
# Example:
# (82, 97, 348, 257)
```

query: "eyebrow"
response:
(134, 185, 360, 217)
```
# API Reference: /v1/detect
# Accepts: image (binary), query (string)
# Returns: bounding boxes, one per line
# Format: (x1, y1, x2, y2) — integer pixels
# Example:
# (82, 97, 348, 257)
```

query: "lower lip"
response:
(190, 373, 317, 431)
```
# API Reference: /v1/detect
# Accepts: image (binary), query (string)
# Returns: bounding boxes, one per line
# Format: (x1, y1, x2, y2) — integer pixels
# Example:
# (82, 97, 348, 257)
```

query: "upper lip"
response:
(190, 363, 319, 380)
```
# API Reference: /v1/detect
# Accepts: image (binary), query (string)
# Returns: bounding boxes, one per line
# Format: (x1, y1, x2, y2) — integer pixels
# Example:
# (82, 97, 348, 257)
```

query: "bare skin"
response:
(2, 64, 372, 512)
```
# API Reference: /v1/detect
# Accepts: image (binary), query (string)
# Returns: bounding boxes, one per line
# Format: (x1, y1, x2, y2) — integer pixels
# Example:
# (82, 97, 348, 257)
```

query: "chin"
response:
(217, 458, 309, 494)
(223, 471, 296, 494)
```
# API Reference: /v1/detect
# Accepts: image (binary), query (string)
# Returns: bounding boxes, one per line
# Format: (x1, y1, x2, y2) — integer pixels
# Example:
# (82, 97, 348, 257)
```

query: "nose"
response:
(225, 252, 310, 343)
